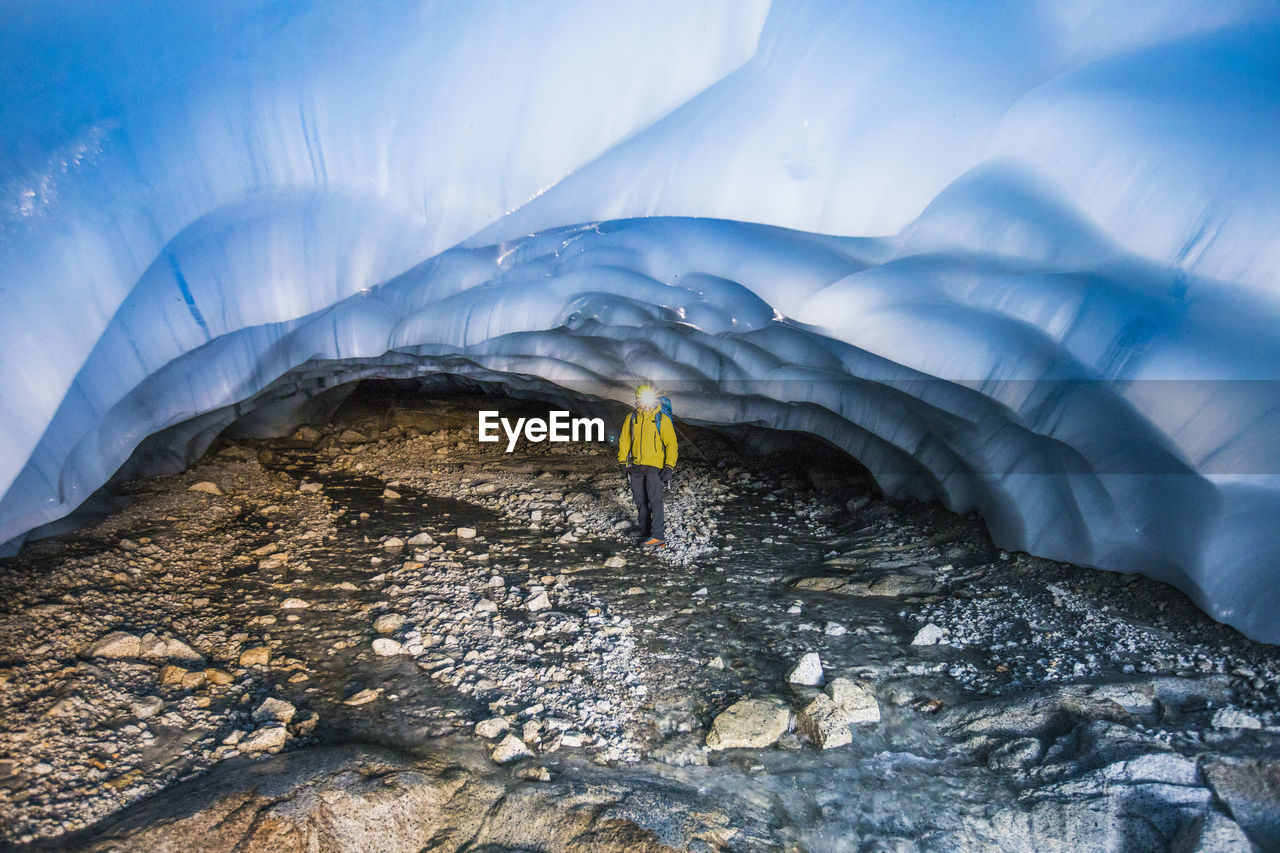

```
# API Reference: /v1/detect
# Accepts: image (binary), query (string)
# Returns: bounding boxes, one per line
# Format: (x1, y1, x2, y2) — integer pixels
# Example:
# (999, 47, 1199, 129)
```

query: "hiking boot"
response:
(643, 537, 665, 547)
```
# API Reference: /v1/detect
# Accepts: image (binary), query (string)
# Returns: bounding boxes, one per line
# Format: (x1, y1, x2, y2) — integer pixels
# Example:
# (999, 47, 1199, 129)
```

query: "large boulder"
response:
(795, 695, 852, 749)
(66, 745, 775, 852)
(705, 698, 792, 751)
(828, 678, 880, 725)
(1202, 758, 1280, 849)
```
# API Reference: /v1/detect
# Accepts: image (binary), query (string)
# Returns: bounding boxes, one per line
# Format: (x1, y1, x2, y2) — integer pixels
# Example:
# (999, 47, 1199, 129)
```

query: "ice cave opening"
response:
(5, 209, 1280, 644)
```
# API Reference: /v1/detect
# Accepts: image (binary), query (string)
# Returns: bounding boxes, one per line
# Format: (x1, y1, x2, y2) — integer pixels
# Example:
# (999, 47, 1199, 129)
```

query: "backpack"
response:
(656, 395, 673, 428)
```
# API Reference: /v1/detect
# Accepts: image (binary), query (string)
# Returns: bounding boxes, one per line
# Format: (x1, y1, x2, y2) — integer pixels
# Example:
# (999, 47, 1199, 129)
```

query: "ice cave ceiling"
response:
(2, 1, 1280, 641)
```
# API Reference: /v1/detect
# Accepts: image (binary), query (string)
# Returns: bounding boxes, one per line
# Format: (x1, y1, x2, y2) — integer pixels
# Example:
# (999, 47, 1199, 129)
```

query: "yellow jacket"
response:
(618, 409, 677, 469)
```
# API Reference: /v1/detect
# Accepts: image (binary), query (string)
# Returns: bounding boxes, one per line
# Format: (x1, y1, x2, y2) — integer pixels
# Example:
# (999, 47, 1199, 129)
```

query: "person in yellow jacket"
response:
(617, 384, 678, 546)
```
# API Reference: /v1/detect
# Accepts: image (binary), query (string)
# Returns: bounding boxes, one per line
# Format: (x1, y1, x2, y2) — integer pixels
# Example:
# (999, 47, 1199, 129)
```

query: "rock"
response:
(517, 766, 552, 782)
(63, 744, 766, 853)
(491, 734, 533, 764)
(181, 670, 208, 690)
(205, 668, 234, 685)
(787, 652, 824, 686)
(281, 597, 310, 610)
(1171, 811, 1255, 853)
(475, 717, 510, 739)
(941, 684, 1134, 740)
(159, 665, 190, 686)
(827, 678, 880, 724)
(604, 556, 626, 568)
(705, 698, 792, 750)
(382, 488, 402, 500)
(824, 622, 847, 636)
(188, 481, 224, 495)
(456, 527, 477, 539)
(407, 532, 434, 546)
(299, 481, 323, 494)
(1202, 759, 1280, 849)
(240, 646, 271, 667)
(130, 696, 164, 719)
(792, 570, 938, 597)
(254, 697, 298, 726)
(1211, 708, 1263, 730)
(526, 592, 551, 612)
(294, 712, 320, 736)
(343, 688, 380, 706)
(867, 573, 939, 597)
(382, 537, 405, 552)
(372, 638, 404, 656)
(796, 694, 852, 749)
(292, 425, 323, 443)
(911, 623, 947, 646)
(373, 613, 405, 634)
(149, 636, 204, 664)
(41, 695, 84, 719)
(338, 429, 368, 444)
(239, 725, 289, 753)
(986, 737, 1043, 771)
(791, 577, 847, 593)
(707, 656, 726, 670)
(86, 631, 141, 659)
(846, 495, 871, 512)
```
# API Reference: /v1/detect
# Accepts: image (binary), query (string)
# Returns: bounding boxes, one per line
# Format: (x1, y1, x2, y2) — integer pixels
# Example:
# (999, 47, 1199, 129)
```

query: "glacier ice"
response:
(2, 2, 1280, 641)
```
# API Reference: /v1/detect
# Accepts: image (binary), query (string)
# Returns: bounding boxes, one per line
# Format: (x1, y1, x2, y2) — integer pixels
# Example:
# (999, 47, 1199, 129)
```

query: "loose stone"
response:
(788, 652, 825, 686)
(705, 698, 792, 750)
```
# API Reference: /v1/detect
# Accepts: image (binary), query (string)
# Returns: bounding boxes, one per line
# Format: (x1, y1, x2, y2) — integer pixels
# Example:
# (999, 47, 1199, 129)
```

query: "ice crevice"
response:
(2, 1, 1280, 642)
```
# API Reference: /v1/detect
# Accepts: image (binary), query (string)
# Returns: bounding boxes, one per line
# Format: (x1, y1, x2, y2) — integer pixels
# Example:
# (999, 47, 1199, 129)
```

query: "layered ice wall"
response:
(3, 2, 1280, 639)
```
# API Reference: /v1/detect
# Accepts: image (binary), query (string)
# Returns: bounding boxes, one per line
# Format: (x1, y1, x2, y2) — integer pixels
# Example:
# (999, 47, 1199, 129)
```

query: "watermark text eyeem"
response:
(478, 410, 605, 452)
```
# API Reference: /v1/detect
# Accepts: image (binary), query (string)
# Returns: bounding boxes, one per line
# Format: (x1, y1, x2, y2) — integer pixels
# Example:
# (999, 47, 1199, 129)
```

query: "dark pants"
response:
(628, 465, 665, 540)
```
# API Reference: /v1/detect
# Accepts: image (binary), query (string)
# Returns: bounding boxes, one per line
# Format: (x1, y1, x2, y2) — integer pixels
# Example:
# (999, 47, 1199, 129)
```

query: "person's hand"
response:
(660, 466, 673, 484)
(622, 464, 631, 482)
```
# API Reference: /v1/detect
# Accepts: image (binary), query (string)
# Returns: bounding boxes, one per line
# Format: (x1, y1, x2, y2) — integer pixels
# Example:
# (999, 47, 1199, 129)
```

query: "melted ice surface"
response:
(2, 2, 1280, 639)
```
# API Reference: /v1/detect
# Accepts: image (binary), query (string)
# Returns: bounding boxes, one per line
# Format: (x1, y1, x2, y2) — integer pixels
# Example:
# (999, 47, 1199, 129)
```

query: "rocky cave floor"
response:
(1, 394, 1279, 852)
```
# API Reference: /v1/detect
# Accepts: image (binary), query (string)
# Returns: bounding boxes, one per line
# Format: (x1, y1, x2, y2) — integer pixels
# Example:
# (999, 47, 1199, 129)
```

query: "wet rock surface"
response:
(47, 743, 763, 853)
(1, 392, 1279, 850)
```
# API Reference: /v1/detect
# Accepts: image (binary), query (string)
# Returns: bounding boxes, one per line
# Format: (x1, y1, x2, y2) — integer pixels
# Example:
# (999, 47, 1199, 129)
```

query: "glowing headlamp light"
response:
(636, 387, 660, 409)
